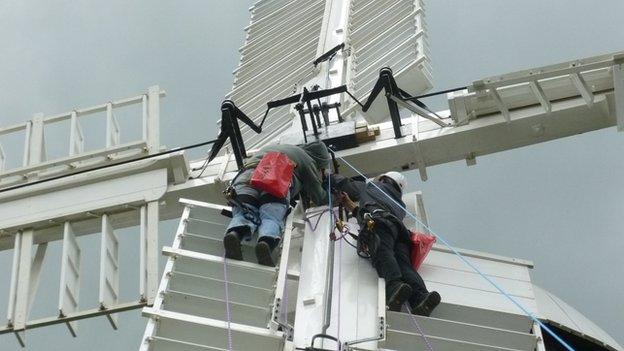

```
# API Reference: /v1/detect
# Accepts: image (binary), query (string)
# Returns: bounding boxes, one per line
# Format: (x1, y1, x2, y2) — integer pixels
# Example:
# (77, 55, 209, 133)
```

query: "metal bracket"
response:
(529, 81, 552, 114)
(270, 214, 295, 335)
(569, 73, 595, 108)
(361, 68, 449, 138)
(313, 43, 345, 67)
(411, 135, 428, 181)
(466, 152, 477, 166)
(139, 202, 159, 305)
(215, 147, 231, 183)
(415, 191, 430, 231)
(344, 278, 387, 349)
(489, 87, 511, 123)
(59, 222, 81, 337)
(99, 214, 120, 330)
(389, 95, 449, 127)
(7, 229, 35, 347)
(269, 85, 350, 144)
(207, 100, 264, 170)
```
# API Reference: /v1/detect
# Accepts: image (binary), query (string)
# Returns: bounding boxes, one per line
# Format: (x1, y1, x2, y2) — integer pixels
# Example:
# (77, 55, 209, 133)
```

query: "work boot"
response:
(223, 231, 243, 261)
(386, 281, 413, 312)
(411, 291, 441, 317)
(255, 237, 277, 267)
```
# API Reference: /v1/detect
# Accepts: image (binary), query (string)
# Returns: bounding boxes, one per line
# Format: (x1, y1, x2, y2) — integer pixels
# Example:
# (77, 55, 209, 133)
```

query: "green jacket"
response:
(247, 142, 329, 206)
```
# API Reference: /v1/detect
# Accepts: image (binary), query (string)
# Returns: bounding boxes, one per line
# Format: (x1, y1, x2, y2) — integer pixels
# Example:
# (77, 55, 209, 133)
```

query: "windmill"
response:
(0, 1, 621, 350)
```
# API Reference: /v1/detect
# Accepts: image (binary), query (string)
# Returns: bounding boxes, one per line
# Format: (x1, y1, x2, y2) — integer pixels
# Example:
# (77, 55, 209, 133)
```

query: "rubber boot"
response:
(386, 280, 413, 312)
(411, 291, 441, 317)
(223, 230, 244, 261)
(255, 237, 277, 267)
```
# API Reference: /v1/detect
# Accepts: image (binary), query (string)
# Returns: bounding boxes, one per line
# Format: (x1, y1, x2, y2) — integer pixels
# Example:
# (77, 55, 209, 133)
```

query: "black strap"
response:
(259, 192, 289, 206)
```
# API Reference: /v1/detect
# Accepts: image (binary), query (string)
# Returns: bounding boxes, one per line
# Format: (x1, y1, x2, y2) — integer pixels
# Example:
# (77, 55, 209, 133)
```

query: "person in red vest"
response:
(223, 141, 330, 267)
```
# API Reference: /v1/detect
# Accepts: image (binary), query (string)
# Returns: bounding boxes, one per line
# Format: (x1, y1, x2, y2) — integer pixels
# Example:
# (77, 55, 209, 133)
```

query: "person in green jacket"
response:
(223, 141, 330, 266)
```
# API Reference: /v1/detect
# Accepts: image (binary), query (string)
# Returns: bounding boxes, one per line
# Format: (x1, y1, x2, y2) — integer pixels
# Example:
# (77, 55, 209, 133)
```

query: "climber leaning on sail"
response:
(222, 141, 330, 267)
(333, 171, 441, 316)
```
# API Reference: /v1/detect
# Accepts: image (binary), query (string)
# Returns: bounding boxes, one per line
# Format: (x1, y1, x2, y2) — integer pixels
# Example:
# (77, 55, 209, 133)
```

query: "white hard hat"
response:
(378, 171, 406, 190)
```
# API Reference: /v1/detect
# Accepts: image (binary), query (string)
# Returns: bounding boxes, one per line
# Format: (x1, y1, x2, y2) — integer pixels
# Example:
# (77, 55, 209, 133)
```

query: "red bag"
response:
(410, 231, 436, 270)
(250, 152, 295, 198)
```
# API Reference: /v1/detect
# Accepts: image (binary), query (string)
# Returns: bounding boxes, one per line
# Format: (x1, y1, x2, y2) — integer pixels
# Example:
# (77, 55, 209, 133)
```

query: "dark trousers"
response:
(370, 220, 429, 305)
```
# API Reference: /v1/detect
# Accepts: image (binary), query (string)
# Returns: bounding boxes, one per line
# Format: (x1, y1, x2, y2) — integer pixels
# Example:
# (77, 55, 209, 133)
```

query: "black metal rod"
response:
(301, 102, 340, 115)
(315, 97, 325, 126)
(386, 95, 403, 138)
(320, 102, 330, 126)
(267, 85, 348, 109)
(335, 105, 343, 123)
(345, 90, 365, 109)
(313, 105, 322, 128)
(297, 106, 309, 132)
(303, 88, 319, 136)
(307, 101, 319, 136)
(231, 101, 262, 134)
(208, 100, 264, 171)
(222, 104, 246, 169)
(296, 105, 309, 143)
(258, 106, 272, 129)
(379, 69, 403, 139)
(313, 43, 345, 67)
(401, 85, 468, 101)
(361, 76, 385, 112)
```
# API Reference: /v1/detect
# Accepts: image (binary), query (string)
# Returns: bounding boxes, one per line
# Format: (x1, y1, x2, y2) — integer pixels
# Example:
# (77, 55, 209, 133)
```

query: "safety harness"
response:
(223, 164, 293, 226)
(336, 205, 409, 261)
(223, 179, 262, 226)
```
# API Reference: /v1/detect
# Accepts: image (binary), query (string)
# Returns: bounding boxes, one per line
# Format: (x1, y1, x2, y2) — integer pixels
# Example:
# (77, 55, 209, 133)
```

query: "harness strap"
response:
(224, 187, 261, 226)
(259, 192, 289, 206)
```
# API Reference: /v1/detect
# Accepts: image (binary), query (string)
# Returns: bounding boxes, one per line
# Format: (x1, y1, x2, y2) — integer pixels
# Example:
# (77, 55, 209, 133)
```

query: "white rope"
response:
(222, 254, 233, 351)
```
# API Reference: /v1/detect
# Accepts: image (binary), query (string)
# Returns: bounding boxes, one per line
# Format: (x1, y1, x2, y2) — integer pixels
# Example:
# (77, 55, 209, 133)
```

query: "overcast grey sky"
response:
(0, 1, 623, 350)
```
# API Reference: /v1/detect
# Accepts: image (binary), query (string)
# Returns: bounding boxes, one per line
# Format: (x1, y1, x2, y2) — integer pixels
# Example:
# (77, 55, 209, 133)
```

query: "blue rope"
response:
(334, 155, 575, 351)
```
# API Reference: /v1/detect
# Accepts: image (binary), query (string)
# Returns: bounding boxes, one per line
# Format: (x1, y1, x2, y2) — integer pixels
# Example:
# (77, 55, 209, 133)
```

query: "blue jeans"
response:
(226, 201, 290, 242)
(226, 169, 291, 242)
